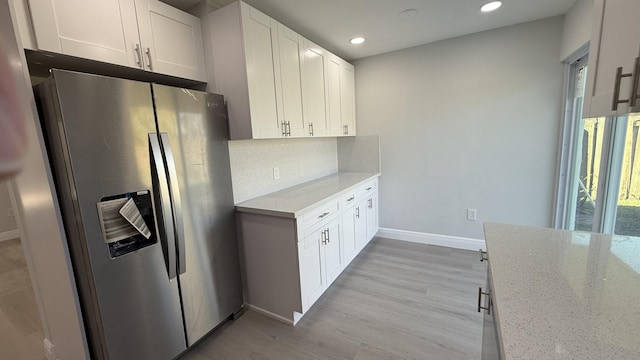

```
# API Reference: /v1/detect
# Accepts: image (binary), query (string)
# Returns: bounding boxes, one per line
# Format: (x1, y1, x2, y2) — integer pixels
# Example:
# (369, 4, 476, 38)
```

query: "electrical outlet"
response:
(467, 208, 477, 221)
(273, 167, 280, 180)
(7, 208, 14, 217)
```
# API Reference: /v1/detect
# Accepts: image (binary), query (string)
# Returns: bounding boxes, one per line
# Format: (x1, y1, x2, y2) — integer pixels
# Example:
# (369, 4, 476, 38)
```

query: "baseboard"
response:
(0, 229, 20, 242)
(377, 228, 486, 251)
(244, 304, 294, 326)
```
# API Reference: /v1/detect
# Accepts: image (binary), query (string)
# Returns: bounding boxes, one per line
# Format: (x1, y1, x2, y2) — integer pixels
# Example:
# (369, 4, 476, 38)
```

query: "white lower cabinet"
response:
(237, 176, 378, 325)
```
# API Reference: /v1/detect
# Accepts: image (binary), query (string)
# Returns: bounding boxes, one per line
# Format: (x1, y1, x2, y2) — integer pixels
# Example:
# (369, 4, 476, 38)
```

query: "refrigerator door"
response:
(37, 70, 187, 360)
(153, 85, 243, 345)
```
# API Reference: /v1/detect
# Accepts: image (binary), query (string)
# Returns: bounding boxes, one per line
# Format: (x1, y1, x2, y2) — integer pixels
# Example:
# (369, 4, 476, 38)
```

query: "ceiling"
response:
(164, 0, 577, 61)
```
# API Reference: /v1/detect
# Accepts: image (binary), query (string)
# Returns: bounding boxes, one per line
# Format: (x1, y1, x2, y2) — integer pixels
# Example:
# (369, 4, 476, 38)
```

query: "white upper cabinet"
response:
(583, 0, 640, 117)
(29, 0, 140, 68)
(210, 1, 356, 139)
(340, 61, 356, 136)
(301, 40, 329, 137)
(28, 0, 207, 82)
(135, 0, 207, 82)
(277, 24, 306, 137)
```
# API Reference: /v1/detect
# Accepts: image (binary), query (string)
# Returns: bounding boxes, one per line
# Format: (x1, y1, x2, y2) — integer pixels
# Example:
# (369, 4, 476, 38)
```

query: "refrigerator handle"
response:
(149, 134, 178, 280)
(160, 133, 186, 275)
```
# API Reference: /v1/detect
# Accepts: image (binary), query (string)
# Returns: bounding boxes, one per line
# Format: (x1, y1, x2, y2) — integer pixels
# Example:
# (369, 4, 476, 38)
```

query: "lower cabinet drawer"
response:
(300, 201, 339, 233)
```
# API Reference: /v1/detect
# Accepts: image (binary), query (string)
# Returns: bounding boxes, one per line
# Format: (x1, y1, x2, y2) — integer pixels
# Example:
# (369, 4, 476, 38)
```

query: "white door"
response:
(324, 220, 343, 286)
(326, 55, 343, 136)
(240, 3, 283, 138)
(342, 208, 358, 265)
(298, 229, 325, 312)
(365, 194, 378, 242)
(29, 0, 140, 68)
(277, 24, 306, 137)
(135, 0, 207, 81)
(355, 202, 367, 252)
(340, 61, 356, 136)
(301, 40, 328, 136)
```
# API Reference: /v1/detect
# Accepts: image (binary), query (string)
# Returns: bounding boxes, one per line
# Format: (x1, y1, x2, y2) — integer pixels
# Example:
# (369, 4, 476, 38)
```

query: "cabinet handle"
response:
(368, 198, 372, 209)
(631, 57, 640, 108)
(134, 44, 143, 68)
(309, 122, 314, 136)
(286, 121, 291, 136)
(326, 228, 330, 243)
(479, 249, 488, 262)
(477, 287, 491, 314)
(346, 196, 355, 202)
(321, 229, 327, 245)
(612, 66, 633, 110)
(282, 121, 287, 136)
(365, 187, 372, 191)
(318, 212, 330, 219)
(145, 47, 153, 70)
(355, 207, 360, 219)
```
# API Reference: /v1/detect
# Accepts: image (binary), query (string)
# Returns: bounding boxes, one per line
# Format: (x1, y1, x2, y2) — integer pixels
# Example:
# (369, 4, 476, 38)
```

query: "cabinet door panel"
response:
(355, 203, 367, 252)
(135, 0, 206, 81)
(277, 24, 305, 137)
(302, 40, 328, 136)
(342, 209, 357, 265)
(241, 4, 282, 138)
(366, 194, 378, 242)
(327, 56, 343, 136)
(324, 220, 343, 285)
(340, 62, 356, 136)
(29, 0, 140, 67)
(299, 230, 324, 312)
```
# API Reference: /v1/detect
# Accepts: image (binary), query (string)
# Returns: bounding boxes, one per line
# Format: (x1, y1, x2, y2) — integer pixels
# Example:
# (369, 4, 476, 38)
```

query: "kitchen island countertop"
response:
(484, 223, 640, 359)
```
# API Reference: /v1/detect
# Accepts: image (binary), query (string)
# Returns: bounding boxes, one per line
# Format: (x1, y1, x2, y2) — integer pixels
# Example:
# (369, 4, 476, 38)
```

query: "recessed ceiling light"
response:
(350, 37, 365, 45)
(480, 1, 503, 13)
(399, 9, 418, 18)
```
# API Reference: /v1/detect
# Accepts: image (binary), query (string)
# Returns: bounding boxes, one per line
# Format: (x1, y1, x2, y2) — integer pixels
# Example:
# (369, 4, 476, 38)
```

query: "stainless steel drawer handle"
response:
(631, 57, 640, 108)
(365, 187, 373, 191)
(318, 212, 330, 219)
(321, 230, 327, 245)
(477, 287, 491, 314)
(612, 65, 633, 111)
(479, 249, 488, 262)
(346, 196, 355, 202)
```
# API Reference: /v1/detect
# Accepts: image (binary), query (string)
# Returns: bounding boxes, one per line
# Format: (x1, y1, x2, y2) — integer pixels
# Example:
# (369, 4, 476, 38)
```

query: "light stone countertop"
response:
(483, 223, 640, 360)
(235, 172, 380, 218)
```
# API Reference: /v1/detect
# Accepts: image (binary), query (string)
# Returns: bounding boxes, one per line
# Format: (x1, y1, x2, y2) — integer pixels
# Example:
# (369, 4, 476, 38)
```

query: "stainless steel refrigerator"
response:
(34, 69, 243, 360)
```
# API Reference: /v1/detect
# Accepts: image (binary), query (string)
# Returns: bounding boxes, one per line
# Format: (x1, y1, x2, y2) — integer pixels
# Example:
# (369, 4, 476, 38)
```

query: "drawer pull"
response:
(612, 66, 633, 111)
(477, 287, 491, 314)
(347, 196, 355, 202)
(365, 187, 373, 191)
(479, 249, 488, 262)
(318, 212, 330, 219)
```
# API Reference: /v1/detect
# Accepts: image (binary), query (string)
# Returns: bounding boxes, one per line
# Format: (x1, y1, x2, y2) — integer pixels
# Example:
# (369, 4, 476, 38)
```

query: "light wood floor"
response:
(181, 237, 487, 360)
(0, 238, 45, 360)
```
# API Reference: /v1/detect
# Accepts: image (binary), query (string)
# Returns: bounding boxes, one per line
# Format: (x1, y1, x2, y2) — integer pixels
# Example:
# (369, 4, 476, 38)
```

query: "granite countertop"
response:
(484, 223, 640, 360)
(235, 172, 380, 218)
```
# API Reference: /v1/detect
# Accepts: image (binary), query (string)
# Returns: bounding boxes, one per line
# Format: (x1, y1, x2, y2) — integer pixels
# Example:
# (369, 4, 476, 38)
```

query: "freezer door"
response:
(37, 70, 187, 360)
(153, 85, 243, 345)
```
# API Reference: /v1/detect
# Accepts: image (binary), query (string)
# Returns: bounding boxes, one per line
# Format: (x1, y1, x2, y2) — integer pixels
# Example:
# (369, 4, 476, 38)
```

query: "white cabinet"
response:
(236, 175, 379, 325)
(340, 61, 356, 136)
(28, 0, 206, 81)
(301, 39, 329, 137)
(210, 1, 356, 139)
(583, 0, 640, 117)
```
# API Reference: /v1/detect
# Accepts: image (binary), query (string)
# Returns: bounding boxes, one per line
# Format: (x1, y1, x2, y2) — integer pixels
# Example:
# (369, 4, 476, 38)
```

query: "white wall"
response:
(354, 16, 565, 240)
(0, 182, 17, 235)
(229, 138, 338, 203)
(560, 0, 594, 61)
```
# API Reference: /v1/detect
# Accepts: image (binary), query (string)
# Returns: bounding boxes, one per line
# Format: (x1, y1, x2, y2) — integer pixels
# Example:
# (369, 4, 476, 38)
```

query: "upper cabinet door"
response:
(241, 3, 283, 139)
(301, 40, 329, 137)
(583, 0, 640, 117)
(326, 54, 343, 136)
(277, 24, 306, 137)
(29, 0, 140, 68)
(134, 0, 207, 82)
(340, 61, 356, 136)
